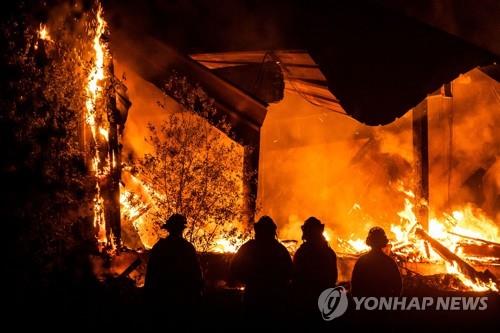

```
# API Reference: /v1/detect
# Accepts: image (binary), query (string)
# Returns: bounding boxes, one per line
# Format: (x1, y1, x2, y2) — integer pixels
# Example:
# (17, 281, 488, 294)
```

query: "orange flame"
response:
(38, 24, 53, 42)
(347, 238, 370, 253)
(336, 186, 499, 291)
(446, 261, 498, 292)
(85, 4, 111, 249)
(212, 238, 244, 253)
(389, 189, 499, 291)
(85, 6, 106, 136)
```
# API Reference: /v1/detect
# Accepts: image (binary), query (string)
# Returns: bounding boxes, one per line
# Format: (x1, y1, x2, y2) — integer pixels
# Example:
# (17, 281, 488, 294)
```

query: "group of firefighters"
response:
(145, 214, 402, 320)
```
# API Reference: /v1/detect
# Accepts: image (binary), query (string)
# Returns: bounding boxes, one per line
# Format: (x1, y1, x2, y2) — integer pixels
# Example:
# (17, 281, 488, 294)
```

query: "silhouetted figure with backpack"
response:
(351, 226, 402, 297)
(230, 216, 293, 318)
(292, 217, 338, 318)
(145, 214, 203, 321)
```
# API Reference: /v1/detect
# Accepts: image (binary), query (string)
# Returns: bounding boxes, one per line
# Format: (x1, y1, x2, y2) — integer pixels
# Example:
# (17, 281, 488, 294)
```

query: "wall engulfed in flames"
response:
(112, 63, 183, 250)
(257, 69, 500, 291)
(259, 69, 500, 247)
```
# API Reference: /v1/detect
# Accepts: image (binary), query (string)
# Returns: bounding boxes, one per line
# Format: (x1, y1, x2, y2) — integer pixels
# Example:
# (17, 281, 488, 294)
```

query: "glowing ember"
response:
(212, 238, 242, 253)
(99, 127, 108, 141)
(119, 177, 154, 249)
(38, 24, 53, 42)
(348, 202, 362, 213)
(323, 230, 331, 242)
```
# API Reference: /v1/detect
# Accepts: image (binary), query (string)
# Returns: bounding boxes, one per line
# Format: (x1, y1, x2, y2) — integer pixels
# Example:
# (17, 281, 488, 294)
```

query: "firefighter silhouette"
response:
(351, 226, 402, 297)
(144, 214, 203, 313)
(230, 216, 293, 316)
(292, 217, 338, 316)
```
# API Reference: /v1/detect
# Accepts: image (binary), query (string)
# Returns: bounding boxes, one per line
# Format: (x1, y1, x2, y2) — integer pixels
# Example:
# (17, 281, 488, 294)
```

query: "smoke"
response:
(105, 0, 295, 53)
(378, 0, 500, 56)
(258, 90, 413, 242)
(431, 70, 500, 215)
(113, 61, 180, 160)
(259, 68, 500, 242)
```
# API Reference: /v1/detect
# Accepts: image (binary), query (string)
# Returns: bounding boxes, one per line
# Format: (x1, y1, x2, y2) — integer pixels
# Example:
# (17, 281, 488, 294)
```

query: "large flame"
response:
(120, 173, 249, 253)
(85, 5, 111, 248)
(390, 190, 499, 291)
(331, 186, 499, 291)
(85, 6, 106, 136)
(390, 193, 500, 264)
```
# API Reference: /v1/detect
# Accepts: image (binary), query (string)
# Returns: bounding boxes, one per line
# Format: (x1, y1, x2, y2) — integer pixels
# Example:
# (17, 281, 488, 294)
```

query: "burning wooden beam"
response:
(118, 257, 142, 279)
(415, 227, 497, 286)
(102, 59, 122, 248)
(412, 100, 429, 231)
(242, 145, 259, 225)
(459, 244, 500, 259)
(448, 232, 500, 259)
(412, 83, 453, 232)
(448, 231, 500, 247)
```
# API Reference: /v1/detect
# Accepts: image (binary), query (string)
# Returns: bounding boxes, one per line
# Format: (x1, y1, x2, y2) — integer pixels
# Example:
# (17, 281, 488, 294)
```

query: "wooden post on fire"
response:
(103, 60, 122, 248)
(412, 99, 429, 230)
(242, 141, 260, 226)
(103, 56, 131, 249)
(415, 227, 496, 285)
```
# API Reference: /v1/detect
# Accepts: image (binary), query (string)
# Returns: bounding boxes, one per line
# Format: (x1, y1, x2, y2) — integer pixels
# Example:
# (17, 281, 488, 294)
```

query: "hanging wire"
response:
(251, 51, 273, 95)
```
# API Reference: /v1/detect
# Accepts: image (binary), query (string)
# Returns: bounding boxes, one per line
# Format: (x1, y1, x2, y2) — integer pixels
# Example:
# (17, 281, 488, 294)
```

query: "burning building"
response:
(38, 0, 500, 291)
(3, 0, 500, 328)
(110, 39, 499, 292)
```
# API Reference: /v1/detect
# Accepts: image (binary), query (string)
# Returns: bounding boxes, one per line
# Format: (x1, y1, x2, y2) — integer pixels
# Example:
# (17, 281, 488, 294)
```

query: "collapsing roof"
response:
(110, 30, 268, 147)
(190, 50, 345, 116)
